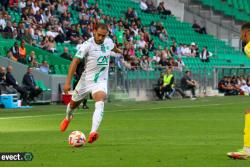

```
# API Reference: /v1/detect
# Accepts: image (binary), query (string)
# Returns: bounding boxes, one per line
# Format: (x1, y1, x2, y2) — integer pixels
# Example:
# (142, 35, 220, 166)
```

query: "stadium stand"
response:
(0, 0, 248, 81)
(196, 0, 250, 22)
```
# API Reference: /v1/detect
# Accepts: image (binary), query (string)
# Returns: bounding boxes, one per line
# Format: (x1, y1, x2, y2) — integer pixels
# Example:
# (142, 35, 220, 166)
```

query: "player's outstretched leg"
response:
(60, 100, 80, 132)
(88, 91, 105, 144)
(227, 109, 250, 159)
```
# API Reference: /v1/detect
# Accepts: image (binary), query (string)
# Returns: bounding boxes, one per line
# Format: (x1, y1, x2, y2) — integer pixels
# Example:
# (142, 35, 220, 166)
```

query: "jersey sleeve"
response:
(244, 42, 250, 58)
(106, 38, 115, 51)
(74, 41, 90, 59)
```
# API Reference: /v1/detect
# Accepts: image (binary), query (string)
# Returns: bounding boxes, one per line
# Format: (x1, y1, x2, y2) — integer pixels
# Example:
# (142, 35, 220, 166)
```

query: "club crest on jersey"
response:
(97, 55, 109, 66)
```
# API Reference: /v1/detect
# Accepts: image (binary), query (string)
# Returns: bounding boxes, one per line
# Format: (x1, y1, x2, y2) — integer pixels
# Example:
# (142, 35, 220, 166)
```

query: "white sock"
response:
(91, 101, 104, 133)
(244, 147, 250, 153)
(66, 103, 74, 120)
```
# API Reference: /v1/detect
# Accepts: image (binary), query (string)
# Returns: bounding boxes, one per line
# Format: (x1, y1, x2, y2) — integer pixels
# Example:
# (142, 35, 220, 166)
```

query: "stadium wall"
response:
(0, 57, 66, 102)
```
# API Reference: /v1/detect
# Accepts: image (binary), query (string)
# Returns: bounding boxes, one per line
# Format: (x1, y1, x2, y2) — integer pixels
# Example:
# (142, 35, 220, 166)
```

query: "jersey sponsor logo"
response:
(97, 56, 109, 66)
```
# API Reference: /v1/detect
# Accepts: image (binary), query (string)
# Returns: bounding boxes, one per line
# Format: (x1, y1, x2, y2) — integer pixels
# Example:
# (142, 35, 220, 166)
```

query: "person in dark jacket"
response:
(22, 67, 42, 101)
(6, 65, 29, 104)
(73, 58, 89, 109)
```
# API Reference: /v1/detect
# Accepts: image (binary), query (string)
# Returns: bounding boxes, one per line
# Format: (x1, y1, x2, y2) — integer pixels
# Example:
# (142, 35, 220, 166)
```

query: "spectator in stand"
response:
(3, 21, 13, 38)
(137, 35, 147, 49)
(26, 51, 36, 65)
(19, 40, 27, 63)
(7, 42, 20, 61)
(170, 42, 177, 56)
(218, 76, 238, 96)
(140, 55, 152, 71)
(60, 47, 72, 61)
(115, 23, 124, 45)
(146, 0, 157, 13)
(156, 22, 168, 40)
(22, 67, 42, 101)
(200, 46, 211, 62)
(9, 0, 19, 11)
(125, 8, 136, 22)
(157, 1, 171, 16)
(181, 44, 191, 56)
(39, 61, 50, 74)
(176, 58, 185, 72)
(66, 24, 81, 44)
(192, 20, 207, 34)
(6, 65, 29, 105)
(149, 21, 157, 36)
(47, 36, 57, 52)
(190, 42, 199, 57)
(140, 0, 148, 12)
(181, 71, 197, 99)
(162, 47, 171, 59)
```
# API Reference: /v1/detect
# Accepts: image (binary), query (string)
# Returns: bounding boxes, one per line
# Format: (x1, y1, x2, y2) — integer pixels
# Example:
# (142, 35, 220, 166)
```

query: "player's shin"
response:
(66, 103, 75, 120)
(244, 113, 250, 152)
(91, 101, 104, 132)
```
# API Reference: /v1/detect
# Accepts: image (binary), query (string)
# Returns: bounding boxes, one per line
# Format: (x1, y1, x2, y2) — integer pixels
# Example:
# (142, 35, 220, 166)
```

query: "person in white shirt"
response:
(140, 0, 148, 11)
(60, 23, 122, 144)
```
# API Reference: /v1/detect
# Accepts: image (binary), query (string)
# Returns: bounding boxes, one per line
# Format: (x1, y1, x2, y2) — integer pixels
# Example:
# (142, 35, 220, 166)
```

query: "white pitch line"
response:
(0, 101, 248, 120)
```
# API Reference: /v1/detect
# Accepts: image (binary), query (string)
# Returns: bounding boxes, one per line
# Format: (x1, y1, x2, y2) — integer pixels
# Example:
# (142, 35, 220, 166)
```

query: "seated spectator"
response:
(146, 0, 157, 13)
(9, 0, 19, 11)
(170, 42, 177, 56)
(218, 76, 238, 96)
(159, 55, 170, 68)
(0, 66, 17, 95)
(199, 46, 211, 62)
(7, 42, 20, 61)
(149, 21, 157, 36)
(157, 1, 171, 15)
(156, 22, 168, 40)
(190, 42, 199, 57)
(26, 51, 36, 65)
(22, 67, 42, 101)
(176, 58, 185, 72)
(140, 0, 148, 12)
(125, 8, 136, 22)
(192, 20, 207, 34)
(140, 55, 152, 71)
(6, 65, 29, 104)
(3, 21, 13, 38)
(181, 44, 191, 56)
(66, 24, 81, 44)
(39, 61, 50, 74)
(137, 36, 147, 49)
(46, 36, 56, 52)
(60, 47, 72, 61)
(181, 71, 197, 99)
(161, 67, 175, 99)
(18, 40, 27, 63)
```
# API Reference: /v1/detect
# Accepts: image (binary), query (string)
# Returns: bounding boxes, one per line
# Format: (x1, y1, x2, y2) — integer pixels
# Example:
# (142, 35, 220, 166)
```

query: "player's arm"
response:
(112, 46, 122, 54)
(64, 58, 81, 94)
(64, 41, 89, 94)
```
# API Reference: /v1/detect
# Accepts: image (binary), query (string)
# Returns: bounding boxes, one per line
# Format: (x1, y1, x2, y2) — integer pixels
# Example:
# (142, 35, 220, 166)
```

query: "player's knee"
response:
(245, 109, 250, 115)
(70, 100, 78, 109)
(92, 92, 106, 102)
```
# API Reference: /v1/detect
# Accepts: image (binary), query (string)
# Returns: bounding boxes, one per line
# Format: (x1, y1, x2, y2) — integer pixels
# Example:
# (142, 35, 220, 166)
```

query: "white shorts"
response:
(71, 80, 108, 102)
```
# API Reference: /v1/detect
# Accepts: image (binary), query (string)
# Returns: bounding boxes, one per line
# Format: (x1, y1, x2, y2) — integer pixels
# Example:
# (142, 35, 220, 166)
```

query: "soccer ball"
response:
(68, 131, 86, 147)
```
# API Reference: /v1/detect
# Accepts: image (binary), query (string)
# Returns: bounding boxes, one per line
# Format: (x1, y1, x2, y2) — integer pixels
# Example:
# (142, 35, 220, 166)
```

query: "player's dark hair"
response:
(95, 23, 108, 31)
(241, 22, 250, 30)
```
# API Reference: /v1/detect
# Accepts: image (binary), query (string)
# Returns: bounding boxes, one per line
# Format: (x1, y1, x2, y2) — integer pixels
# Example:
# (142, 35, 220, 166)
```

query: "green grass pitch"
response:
(0, 96, 250, 167)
